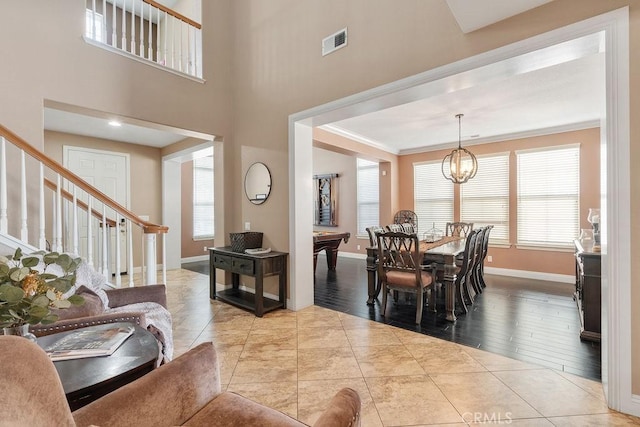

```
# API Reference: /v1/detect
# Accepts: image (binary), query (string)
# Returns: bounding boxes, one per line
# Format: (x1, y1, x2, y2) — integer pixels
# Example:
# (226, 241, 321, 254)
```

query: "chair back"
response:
(393, 210, 418, 230)
(0, 336, 76, 426)
(376, 231, 423, 287)
(385, 223, 404, 233)
(366, 226, 385, 248)
(457, 229, 480, 285)
(446, 222, 474, 237)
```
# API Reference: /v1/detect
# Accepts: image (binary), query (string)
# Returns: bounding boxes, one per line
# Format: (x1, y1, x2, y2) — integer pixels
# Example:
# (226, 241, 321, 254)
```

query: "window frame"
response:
(192, 155, 214, 240)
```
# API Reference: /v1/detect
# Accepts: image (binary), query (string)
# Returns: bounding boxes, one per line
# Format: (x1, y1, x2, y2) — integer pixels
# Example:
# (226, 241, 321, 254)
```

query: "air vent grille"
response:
(322, 28, 348, 56)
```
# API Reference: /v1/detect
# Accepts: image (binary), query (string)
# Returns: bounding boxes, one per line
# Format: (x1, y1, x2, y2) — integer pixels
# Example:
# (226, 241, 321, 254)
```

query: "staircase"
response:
(0, 124, 168, 287)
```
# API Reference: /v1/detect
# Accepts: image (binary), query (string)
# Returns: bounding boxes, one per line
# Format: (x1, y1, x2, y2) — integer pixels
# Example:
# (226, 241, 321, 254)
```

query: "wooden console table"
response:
(574, 239, 601, 342)
(209, 247, 288, 317)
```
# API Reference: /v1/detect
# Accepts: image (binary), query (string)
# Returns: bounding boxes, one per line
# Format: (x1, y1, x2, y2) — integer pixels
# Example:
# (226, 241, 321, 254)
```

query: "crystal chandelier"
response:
(441, 113, 478, 184)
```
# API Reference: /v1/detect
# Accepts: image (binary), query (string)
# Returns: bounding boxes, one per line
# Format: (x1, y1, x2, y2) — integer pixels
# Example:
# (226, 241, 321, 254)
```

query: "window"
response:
(85, 9, 105, 43)
(414, 161, 454, 237)
(460, 153, 510, 244)
(193, 156, 214, 239)
(356, 158, 379, 237)
(516, 145, 580, 248)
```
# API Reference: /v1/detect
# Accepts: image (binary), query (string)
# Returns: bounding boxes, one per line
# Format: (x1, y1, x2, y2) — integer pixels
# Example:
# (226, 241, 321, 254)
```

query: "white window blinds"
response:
(357, 159, 379, 237)
(193, 156, 214, 239)
(414, 161, 454, 238)
(460, 153, 510, 244)
(516, 145, 580, 248)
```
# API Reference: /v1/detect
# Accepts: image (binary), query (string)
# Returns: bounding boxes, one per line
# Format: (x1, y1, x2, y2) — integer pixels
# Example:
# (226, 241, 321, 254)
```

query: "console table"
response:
(574, 239, 601, 342)
(209, 247, 288, 317)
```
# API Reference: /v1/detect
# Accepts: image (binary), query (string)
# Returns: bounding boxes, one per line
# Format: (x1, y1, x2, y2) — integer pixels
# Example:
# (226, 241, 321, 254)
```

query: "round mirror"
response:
(244, 162, 272, 205)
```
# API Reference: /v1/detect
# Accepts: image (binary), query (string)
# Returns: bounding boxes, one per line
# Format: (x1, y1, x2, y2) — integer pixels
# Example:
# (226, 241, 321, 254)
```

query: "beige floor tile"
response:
(352, 345, 425, 377)
(366, 375, 463, 425)
(296, 310, 343, 329)
(226, 381, 298, 419)
(208, 311, 256, 331)
(231, 349, 298, 384)
(297, 327, 350, 349)
(251, 310, 298, 330)
(462, 346, 543, 372)
(339, 313, 388, 330)
(547, 412, 640, 426)
(298, 347, 362, 380)
(392, 327, 440, 345)
(192, 328, 249, 352)
(217, 350, 241, 387)
(555, 370, 606, 401)
(468, 418, 554, 426)
(430, 372, 542, 420)
(298, 378, 383, 427)
(493, 369, 610, 417)
(243, 327, 298, 351)
(406, 341, 487, 374)
(345, 327, 402, 347)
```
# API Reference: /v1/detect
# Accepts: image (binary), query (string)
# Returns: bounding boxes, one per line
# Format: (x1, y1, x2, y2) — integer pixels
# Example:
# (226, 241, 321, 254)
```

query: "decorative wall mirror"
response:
(245, 162, 272, 204)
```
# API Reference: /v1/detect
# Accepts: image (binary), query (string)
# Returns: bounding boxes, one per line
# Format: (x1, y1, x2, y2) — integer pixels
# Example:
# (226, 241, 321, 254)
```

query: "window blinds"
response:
(460, 153, 510, 244)
(516, 145, 580, 248)
(413, 161, 454, 238)
(193, 156, 214, 239)
(357, 159, 379, 236)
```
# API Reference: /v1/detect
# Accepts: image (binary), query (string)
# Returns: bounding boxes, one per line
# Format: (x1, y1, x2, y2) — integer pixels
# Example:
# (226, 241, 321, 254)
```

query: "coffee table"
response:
(36, 322, 159, 410)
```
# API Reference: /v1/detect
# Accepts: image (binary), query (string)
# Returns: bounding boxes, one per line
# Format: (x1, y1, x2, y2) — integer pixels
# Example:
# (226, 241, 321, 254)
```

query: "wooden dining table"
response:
(366, 236, 466, 321)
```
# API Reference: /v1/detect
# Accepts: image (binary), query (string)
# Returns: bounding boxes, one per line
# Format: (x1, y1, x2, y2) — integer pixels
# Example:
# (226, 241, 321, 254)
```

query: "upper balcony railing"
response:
(85, 0, 202, 79)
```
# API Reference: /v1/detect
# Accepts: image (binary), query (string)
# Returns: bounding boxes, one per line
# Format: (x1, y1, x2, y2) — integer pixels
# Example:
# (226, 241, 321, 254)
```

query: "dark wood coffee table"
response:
(37, 322, 159, 410)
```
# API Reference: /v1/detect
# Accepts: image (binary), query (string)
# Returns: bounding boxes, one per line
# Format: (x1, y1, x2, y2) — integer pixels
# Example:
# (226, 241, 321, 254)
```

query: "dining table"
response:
(366, 235, 467, 321)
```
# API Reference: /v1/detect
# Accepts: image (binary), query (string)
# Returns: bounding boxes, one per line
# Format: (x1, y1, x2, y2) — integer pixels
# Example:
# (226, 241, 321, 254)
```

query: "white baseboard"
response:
(338, 252, 367, 260)
(181, 255, 208, 263)
(624, 394, 640, 418)
(484, 267, 574, 284)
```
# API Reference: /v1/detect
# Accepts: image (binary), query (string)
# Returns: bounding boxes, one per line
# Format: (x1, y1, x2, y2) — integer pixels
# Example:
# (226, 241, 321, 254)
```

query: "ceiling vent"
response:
(322, 28, 347, 56)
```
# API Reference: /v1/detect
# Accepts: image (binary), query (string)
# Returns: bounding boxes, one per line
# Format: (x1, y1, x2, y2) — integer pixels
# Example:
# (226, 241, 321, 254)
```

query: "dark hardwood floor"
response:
(184, 256, 601, 381)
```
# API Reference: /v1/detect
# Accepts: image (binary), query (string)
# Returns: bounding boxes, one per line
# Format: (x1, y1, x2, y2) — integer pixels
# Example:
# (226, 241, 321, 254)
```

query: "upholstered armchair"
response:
(0, 336, 361, 427)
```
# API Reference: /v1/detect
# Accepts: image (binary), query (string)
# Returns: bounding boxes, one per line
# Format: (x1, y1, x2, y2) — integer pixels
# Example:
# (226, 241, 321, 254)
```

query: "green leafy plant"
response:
(0, 248, 84, 328)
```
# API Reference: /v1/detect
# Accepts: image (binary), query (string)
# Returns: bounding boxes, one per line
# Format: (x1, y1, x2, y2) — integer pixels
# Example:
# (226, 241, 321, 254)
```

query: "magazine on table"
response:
(44, 325, 135, 361)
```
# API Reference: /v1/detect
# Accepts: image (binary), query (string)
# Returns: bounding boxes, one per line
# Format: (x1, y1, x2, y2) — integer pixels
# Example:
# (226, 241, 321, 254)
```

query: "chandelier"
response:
(441, 113, 478, 184)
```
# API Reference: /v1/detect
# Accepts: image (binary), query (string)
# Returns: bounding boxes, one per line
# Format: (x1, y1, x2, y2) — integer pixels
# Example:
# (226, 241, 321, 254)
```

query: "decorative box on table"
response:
(229, 232, 263, 253)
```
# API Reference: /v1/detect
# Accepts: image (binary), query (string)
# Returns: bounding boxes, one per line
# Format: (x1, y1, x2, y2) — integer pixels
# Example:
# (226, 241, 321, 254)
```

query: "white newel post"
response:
(87, 197, 93, 267)
(72, 186, 78, 255)
(162, 232, 166, 284)
(115, 214, 121, 287)
(144, 232, 156, 285)
(102, 206, 108, 280)
(38, 163, 46, 250)
(0, 137, 7, 234)
(127, 220, 134, 287)
(54, 174, 62, 252)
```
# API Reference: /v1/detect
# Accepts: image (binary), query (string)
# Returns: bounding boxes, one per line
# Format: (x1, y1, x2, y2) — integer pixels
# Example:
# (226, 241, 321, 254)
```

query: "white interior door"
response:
(64, 146, 129, 274)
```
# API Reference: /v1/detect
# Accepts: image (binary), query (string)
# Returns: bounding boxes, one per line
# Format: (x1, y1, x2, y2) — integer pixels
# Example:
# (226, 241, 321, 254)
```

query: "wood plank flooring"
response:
(313, 257, 601, 381)
(183, 256, 601, 381)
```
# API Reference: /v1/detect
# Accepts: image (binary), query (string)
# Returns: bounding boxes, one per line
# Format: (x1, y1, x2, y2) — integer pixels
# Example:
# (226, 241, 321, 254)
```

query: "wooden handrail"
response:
(143, 0, 202, 29)
(0, 124, 168, 234)
(44, 178, 117, 228)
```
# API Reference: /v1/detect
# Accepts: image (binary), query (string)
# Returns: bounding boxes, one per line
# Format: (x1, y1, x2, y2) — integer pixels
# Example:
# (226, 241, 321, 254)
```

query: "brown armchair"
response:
(0, 336, 361, 427)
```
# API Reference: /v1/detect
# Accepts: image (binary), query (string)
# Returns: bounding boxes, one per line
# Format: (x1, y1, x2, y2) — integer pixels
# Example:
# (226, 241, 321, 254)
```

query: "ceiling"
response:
(44, 0, 603, 154)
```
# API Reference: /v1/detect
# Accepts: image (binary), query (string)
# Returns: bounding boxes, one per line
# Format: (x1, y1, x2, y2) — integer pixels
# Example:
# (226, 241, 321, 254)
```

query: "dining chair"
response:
(393, 210, 418, 231)
(446, 222, 474, 238)
(385, 223, 403, 232)
(455, 229, 480, 310)
(376, 231, 437, 324)
(474, 225, 493, 290)
(467, 226, 486, 297)
(366, 226, 385, 248)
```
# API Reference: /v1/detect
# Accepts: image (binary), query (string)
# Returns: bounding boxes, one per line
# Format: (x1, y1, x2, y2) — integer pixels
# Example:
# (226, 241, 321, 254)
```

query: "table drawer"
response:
(213, 254, 233, 270)
(232, 258, 255, 275)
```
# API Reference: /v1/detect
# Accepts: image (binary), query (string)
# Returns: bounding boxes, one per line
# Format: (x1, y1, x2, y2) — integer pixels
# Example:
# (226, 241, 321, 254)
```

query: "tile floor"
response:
(164, 268, 639, 426)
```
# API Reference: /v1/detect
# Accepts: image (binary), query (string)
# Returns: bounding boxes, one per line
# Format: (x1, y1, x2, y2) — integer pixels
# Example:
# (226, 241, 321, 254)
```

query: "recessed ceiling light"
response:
(108, 120, 122, 127)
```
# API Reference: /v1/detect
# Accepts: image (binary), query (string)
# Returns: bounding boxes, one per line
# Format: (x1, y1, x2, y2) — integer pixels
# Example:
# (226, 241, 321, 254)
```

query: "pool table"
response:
(313, 231, 350, 273)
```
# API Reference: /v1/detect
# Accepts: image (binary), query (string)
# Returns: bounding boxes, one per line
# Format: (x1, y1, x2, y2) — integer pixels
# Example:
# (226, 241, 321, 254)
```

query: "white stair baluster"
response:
(163, 10, 168, 66)
(148, 3, 153, 60)
(139, 2, 144, 58)
(91, 0, 97, 40)
(72, 186, 78, 255)
(187, 25, 192, 75)
(111, 0, 117, 48)
(130, 0, 136, 54)
(171, 15, 175, 69)
(55, 174, 62, 252)
(87, 197, 93, 267)
(127, 219, 134, 287)
(162, 232, 166, 284)
(102, 0, 107, 42)
(38, 163, 46, 250)
(115, 214, 122, 287)
(0, 137, 7, 234)
(51, 195, 56, 251)
(102, 206, 108, 280)
(178, 20, 183, 72)
(20, 150, 28, 242)
(121, 0, 127, 51)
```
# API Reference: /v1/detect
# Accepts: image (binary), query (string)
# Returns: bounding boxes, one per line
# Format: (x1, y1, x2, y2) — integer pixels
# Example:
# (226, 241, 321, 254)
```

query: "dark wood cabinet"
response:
(574, 239, 601, 342)
(209, 247, 288, 317)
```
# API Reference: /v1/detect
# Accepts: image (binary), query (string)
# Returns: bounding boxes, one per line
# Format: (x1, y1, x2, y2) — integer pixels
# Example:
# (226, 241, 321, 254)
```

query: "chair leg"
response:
(416, 289, 424, 324)
(381, 283, 388, 317)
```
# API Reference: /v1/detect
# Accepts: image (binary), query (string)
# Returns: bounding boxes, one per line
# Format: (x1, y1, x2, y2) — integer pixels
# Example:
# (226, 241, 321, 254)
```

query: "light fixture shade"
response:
(441, 114, 478, 184)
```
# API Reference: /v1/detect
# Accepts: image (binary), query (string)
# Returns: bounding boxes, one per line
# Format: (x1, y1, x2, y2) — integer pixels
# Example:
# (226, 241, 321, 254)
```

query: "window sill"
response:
(515, 245, 574, 253)
(193, 236, 214, 242)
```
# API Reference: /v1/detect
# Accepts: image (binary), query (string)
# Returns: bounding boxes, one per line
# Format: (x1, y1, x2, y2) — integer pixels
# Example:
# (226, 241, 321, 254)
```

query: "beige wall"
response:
(3, 0, 640, 394)
(181, 161, 215, 258)
(399, 128, 601, 276)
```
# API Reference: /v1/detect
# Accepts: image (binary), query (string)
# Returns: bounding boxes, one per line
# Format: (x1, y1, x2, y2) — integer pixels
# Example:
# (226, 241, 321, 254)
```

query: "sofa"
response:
(0, 336, 361, 427)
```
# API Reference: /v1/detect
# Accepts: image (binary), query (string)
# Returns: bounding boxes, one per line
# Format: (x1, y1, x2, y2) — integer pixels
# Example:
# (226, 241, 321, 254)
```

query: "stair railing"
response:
(0, 124, 168, 287)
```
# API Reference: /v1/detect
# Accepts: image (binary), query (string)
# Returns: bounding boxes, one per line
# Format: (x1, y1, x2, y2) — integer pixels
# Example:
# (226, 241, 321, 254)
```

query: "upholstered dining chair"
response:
(393, 209, 418, 231)
(446, 222, 474, 238)
(455, 229, 480, 310)
(385, 223, 404, 232)
(473, 225, 493, 291)
(376, 231, 437, 324)
(366, 226, 385, 248)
